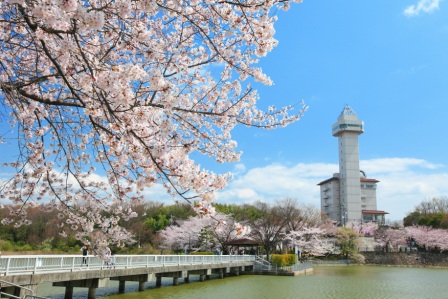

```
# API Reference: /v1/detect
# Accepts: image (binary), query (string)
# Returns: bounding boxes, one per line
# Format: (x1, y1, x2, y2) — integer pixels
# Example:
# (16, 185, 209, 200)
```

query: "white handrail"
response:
(0, 254, 255, 276)
(0, 279, 38, 298)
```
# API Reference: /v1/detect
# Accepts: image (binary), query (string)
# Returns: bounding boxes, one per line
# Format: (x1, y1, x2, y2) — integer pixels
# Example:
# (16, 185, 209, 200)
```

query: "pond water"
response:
(40, 266, 448, 299)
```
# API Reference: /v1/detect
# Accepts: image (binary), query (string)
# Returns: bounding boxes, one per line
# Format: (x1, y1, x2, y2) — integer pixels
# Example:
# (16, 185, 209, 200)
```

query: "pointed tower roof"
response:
(339, 105, 357, 117)
(332, 105, 364, 136)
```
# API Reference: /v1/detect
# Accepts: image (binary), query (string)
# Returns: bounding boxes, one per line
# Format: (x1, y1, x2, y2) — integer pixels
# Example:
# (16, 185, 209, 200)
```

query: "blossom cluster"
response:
(0, 0, 306, 245)
(378, 225, 448, 252)
(159, 213, 250, 252)
(284, 225, 335, 256)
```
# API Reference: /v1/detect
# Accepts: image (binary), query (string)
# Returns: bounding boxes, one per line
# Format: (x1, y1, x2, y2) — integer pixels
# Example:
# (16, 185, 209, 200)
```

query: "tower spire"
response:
(340, 105, 357, 116)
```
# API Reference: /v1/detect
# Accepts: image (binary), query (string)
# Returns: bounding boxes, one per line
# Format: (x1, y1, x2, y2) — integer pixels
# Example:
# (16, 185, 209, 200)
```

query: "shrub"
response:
(189, 251, 215, 255)
(15, 244, 33, 252)
(271, 254, 297, 267)
(36, 238, 53, 252)
(349, 253, 365, 264)
(0, 240, 14, 252)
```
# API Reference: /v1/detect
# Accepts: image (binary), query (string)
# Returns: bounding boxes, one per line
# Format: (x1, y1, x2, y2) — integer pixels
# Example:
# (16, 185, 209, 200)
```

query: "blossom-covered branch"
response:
(0, 0, 306, 245)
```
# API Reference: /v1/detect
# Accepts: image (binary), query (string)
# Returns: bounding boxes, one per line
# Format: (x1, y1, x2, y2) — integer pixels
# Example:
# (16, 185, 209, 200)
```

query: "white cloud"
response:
(360, 157, 442, 175)
(404, 0, 441, 17)
(390, 65, 428, 76)
(232, 163, 247, 176)
(139, 183, 173, 202)
(217, 158, 448, 221)
(2, 157, 447, 222)
(218, 162, 339, 206)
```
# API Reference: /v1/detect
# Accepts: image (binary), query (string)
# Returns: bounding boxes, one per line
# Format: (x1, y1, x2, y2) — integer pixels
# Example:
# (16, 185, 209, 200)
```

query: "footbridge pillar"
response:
(53, 278, 108, 299)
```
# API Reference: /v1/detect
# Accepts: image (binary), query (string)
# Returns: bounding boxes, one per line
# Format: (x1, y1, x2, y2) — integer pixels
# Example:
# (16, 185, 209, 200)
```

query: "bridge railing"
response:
(0, 254, 255, 276)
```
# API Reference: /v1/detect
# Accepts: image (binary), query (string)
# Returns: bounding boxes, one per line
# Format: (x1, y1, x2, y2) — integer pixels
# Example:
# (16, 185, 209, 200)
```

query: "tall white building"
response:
(318, 106, 388, 225)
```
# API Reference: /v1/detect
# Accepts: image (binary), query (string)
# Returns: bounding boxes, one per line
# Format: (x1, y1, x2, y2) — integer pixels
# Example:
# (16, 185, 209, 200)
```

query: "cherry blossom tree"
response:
(406, 226, 448, 252)
(159, 213, 249, 252)
(159, 216, 210, 252)
(374, 226, 448, 253)
(0, 0, 307, 246)
(284, 225, 337, 257)
(375, 227, 407, 252)
(281, 198, 326, 232)
(345, 220, 378, 237)
(249, 201, 291, 261)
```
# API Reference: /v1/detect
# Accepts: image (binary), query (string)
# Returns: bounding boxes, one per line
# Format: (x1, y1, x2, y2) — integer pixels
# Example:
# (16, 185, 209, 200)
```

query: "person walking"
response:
(81, 245, 89, 266)
(105, 246, 112, 268)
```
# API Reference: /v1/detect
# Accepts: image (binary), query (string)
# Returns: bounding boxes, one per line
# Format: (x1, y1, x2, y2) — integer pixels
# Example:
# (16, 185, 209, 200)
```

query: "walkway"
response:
(0, 254, 255, 299)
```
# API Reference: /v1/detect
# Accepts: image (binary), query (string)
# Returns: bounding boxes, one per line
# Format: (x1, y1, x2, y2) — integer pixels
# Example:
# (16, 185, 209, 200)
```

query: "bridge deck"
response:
(0, 254, 254, 277)
(0, 255, 256, 299)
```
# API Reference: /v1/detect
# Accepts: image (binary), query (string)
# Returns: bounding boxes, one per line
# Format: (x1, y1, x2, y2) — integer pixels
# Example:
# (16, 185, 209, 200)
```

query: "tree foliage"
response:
(214, 203, 263, 222)
(403, 197, 448, 228)
(335, 227, 364, 263)
(0, 0, 307, 246)
(0, 201, 194, 252)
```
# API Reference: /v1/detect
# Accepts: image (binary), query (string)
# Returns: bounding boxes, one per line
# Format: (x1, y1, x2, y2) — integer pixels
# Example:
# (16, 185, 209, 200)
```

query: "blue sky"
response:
(201, 0, 448, 221)
(2, 0, 448, 222)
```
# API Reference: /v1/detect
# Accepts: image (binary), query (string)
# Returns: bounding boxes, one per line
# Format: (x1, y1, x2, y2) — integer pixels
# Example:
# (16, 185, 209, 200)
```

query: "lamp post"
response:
(340, 204, 348, 226)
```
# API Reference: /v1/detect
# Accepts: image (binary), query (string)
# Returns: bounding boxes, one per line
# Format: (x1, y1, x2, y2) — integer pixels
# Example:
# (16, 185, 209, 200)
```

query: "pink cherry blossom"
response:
(285, 226, 334, 256)
(160, 213, 247, 252)
(346, 220, 378, 237)
(0, 0, 307, 246)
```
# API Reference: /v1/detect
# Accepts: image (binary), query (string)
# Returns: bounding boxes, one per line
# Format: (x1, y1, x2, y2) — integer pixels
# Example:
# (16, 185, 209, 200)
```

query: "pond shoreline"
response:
(361, 252, 448, 268)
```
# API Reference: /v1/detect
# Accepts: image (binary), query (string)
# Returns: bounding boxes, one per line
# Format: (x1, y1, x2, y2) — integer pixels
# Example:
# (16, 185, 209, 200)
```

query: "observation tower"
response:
(332, 105, 364, 223)
(318, 106, 387, 225)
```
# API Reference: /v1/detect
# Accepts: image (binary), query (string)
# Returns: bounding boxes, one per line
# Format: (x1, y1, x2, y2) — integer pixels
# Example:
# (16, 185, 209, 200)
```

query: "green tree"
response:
(198, 226, 215, 252)
(335, 227, 364, 263)
(404, 197, 448, 228)
(403, 211, 423, 227)
(214, 203, 262, 222)
(145, 214, 170, 232)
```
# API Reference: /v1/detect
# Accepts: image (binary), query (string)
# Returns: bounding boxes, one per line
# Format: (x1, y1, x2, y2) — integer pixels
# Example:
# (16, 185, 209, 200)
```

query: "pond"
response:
(40, 266, 448, 299)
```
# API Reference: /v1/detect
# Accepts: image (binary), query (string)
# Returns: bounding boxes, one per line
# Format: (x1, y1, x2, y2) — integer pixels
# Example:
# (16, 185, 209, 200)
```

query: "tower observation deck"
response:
(332, 105, 364, 137)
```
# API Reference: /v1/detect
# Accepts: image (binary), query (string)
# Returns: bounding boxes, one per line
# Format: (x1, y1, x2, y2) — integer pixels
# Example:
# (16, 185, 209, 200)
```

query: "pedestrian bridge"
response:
(0, 254, 256, 299)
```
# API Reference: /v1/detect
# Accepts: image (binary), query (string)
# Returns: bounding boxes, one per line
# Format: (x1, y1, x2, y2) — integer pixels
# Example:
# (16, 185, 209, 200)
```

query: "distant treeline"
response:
(0, 201, 262, 253)
(403, 197, 448, 228)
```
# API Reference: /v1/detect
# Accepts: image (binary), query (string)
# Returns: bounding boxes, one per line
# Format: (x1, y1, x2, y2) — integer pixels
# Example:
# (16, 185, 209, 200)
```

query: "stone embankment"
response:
(362, 252, 448, 268)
